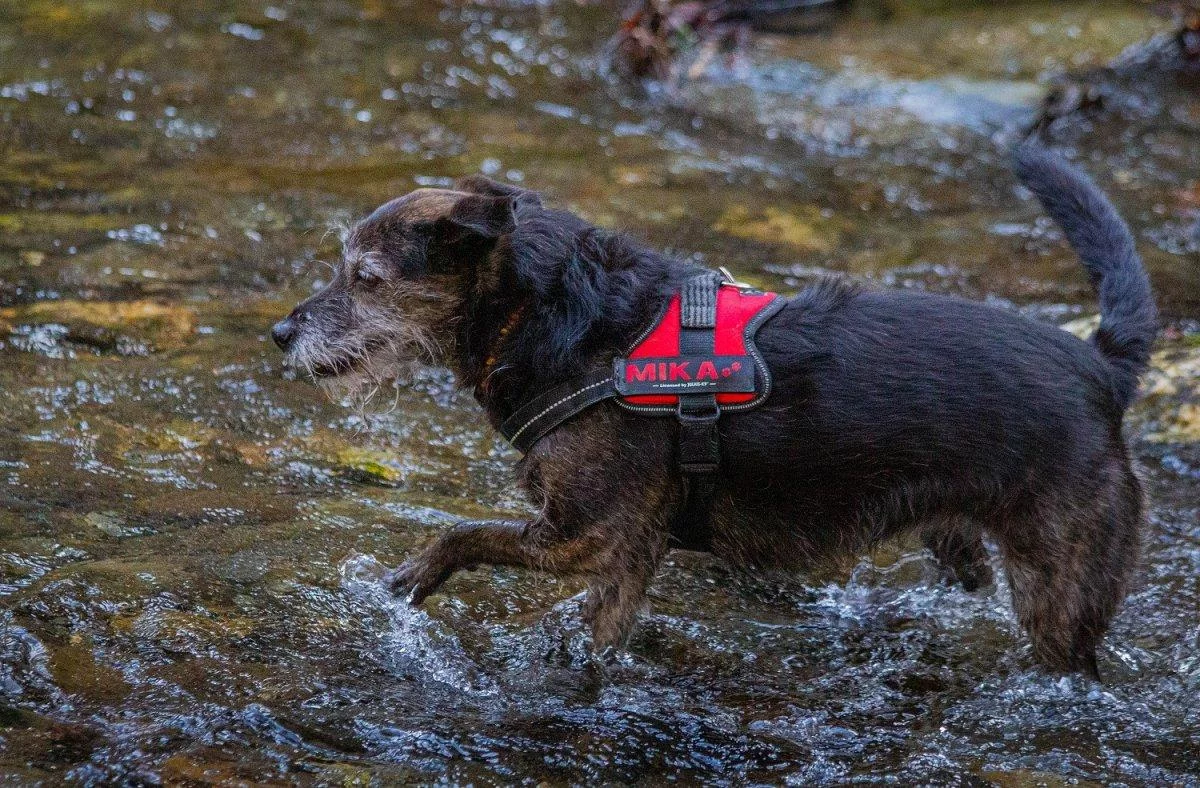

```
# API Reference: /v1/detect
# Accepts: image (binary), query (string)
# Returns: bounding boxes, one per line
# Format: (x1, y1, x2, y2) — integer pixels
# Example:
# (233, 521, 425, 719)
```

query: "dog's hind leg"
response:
(991, 457, 1143, 678)
(921, 519, 994, 592)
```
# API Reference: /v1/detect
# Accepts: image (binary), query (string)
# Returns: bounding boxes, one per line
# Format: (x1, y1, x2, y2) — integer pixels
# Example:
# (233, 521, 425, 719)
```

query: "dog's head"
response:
(271, 176, 540, 402)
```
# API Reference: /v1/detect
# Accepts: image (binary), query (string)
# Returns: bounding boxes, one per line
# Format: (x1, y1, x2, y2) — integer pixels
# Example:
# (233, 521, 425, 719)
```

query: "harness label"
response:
(613, 355, 755, 396)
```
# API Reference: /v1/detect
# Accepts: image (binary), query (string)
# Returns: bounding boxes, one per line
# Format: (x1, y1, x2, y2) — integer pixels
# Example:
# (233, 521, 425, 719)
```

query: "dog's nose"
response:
(271, 316, 298, 350)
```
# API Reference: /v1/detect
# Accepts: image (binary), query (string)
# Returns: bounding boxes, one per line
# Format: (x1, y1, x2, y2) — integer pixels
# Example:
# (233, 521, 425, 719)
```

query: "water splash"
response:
(339, 553, 498, 697)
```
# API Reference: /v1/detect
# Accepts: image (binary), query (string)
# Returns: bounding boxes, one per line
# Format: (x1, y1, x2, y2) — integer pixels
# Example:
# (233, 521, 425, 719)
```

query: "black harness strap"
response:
(499, 368, 615, 455)
(672, 272, 721, 550)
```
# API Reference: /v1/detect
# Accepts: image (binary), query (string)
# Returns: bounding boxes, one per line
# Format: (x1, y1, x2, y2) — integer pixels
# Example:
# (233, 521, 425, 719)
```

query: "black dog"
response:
(272, 146, 1155, 677)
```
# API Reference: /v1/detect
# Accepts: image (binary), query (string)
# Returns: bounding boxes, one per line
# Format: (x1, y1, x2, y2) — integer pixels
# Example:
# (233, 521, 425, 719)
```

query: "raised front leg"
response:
(388, 516, 669, 651)
(388, 405, 680, 650)
(386, 518, 605, 603)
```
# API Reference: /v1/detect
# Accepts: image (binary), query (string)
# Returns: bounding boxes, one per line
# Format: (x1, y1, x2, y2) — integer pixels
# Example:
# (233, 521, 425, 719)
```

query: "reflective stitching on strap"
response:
(507, 379, 612, 446)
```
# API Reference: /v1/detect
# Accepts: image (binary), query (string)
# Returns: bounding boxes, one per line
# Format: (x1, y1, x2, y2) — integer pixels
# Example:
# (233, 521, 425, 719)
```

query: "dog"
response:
(272, 146, 1155, 678)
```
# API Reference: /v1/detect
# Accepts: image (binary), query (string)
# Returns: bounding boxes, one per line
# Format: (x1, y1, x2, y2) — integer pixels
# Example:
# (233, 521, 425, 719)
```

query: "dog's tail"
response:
(1013, 144, 1157, 411)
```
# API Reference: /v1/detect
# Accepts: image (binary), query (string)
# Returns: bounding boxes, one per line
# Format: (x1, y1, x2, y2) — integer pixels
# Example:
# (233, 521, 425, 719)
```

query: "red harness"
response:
(496, 271, 783, 550)
(499, 272, 783, 453)
(615, 284, 781, 411)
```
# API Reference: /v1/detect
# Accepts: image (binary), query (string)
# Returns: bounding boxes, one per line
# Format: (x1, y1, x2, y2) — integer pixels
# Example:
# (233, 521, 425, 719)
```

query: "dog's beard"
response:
(288, 297, 453, 412)
(313, 349, 427, 413)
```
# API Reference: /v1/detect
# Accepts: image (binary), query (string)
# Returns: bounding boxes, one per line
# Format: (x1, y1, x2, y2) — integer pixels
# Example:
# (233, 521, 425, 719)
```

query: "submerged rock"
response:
(0, 300, 196, 355)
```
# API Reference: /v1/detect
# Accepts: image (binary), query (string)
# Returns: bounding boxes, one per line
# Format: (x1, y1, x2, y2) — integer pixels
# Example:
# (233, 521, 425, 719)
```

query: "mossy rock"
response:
(1135, 340, 1200, 444)
(1, 299, 196, 353)
(0, 211, 124, 236)
(714, 205, 838, 254)
(333, 447, 407, 487)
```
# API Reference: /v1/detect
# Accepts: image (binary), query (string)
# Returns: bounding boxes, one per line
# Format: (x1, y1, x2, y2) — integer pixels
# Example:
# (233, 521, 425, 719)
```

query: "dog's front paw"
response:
(383, 559, 449, 605)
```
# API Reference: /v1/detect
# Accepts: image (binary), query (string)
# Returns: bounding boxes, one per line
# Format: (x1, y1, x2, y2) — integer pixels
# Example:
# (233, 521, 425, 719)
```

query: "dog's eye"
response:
(355, 269, 383, 288)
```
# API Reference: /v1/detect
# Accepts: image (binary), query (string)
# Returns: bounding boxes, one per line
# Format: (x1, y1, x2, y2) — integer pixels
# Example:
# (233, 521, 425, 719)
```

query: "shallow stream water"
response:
(1, 0, 1198, 783)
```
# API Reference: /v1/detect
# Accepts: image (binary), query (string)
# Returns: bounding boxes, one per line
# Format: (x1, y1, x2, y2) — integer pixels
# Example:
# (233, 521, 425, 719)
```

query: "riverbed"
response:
(1, 0, 1198, 783)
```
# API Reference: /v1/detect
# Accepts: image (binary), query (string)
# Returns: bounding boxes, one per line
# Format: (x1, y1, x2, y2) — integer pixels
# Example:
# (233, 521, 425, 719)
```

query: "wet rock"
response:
(1132, 335, 1200, 446)
(1110, 11, 1200, 78)
(1155, 402, 1200, 443)
(1030, 11, 1200, 136)
(205, 436, 271, 467)
(18, 250, 45, 267)
(47, 637, 130, 703)
(158, 752, 285, 786)
(0, 300, 196, 355)
(314, 763, 382, 785)
(1055, 323, 1197, 446)
(0, 616, 54, 700)
(608, 0, 850, 82)
(1059, 313, 1100, 340)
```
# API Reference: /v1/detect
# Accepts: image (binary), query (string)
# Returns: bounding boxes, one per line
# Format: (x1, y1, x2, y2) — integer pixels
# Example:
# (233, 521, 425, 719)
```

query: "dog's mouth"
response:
(284, 336, 391, 381)
(281, 354, 356, 381)
(309, 356, 359, 379)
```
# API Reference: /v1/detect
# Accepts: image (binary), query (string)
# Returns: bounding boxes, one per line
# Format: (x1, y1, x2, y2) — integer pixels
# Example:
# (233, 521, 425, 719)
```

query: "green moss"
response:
(334, 448, 406, 486)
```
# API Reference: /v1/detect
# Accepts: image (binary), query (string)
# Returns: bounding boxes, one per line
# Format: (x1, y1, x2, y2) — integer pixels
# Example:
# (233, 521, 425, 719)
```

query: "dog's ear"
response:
(437, 193, 519, 241)
(454, 175, 542, 209)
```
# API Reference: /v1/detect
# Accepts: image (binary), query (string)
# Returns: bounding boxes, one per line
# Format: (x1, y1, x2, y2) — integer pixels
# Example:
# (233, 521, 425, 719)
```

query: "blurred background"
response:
(1, 0, 1197, 783)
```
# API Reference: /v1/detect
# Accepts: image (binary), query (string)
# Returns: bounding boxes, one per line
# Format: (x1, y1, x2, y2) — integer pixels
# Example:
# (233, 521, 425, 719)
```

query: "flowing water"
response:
(1, 0, 1198, 783)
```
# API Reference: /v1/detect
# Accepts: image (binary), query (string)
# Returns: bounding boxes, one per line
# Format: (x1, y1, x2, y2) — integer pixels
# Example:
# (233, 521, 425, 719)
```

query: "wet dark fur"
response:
(274, 147, 1156, 678)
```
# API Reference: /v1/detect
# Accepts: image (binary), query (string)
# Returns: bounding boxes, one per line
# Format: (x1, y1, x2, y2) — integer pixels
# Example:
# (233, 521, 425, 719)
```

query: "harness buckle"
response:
(677, 398, 720, 422)
(718, 266, 754, 290)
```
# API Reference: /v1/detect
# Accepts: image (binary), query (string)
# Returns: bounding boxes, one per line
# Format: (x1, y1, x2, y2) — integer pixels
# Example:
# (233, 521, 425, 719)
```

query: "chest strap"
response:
(673, 272, 722, 549)
(500, 367, 616, 454)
